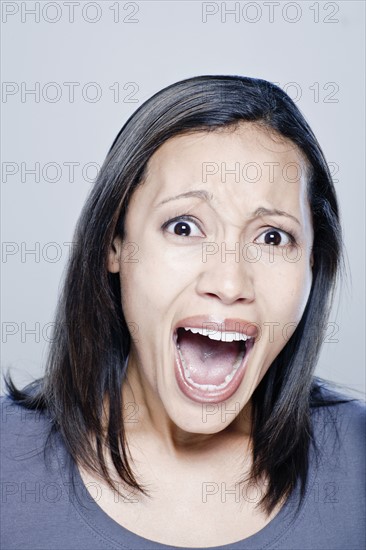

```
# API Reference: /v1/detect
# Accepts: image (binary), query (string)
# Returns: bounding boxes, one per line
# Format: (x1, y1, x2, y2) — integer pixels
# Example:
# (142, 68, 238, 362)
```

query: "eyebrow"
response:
(155, 190, 300, 226)
(155, 189, 213, 208)
(251, 207, 301, 226)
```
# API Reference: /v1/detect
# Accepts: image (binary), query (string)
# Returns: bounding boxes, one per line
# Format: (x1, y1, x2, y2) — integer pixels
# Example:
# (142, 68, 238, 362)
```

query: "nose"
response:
(196, 241, 255, 305)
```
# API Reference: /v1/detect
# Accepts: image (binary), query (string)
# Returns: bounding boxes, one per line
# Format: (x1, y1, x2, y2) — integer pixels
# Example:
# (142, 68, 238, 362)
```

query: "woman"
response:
(1, 75, 365, 550)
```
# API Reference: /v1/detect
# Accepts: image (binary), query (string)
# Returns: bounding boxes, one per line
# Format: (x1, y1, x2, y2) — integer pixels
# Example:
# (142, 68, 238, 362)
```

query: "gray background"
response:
(1, 1, 365, 396)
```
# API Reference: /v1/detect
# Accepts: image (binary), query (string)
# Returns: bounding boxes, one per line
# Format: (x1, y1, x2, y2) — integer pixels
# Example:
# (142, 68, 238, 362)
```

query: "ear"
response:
(107, 236, 123, 273)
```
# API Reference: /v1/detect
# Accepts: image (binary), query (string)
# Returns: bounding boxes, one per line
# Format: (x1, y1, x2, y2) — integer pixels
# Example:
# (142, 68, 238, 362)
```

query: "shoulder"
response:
(0, 397, 106, 549)
(0, 394, 56, 479)
(1, 393, 52, 434)
(310, 381, 365, 470)
(277, 383, 366, 549)
(310, 381, 366, 429)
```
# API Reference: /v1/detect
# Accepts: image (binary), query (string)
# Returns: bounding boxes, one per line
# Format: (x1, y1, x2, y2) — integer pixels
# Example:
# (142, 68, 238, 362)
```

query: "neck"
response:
(120, 353, 253, 458)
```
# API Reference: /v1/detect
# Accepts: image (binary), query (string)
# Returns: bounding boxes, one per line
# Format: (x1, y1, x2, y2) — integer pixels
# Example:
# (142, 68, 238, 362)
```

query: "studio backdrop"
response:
(1, 0, 365, 396)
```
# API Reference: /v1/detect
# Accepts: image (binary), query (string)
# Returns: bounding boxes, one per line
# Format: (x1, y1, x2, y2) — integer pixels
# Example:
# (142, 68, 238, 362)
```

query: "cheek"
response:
(257, 255, 313, 325)
(124, 233, 201, 293)
(119, 249, 195, 327)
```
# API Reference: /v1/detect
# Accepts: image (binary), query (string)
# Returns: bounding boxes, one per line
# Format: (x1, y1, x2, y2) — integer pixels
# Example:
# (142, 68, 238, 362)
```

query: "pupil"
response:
(175, 222, 191, 236)
(265, 231, 281, 245)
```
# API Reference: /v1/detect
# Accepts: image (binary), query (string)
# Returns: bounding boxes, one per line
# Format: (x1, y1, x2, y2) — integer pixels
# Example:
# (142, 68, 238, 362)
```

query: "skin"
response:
(108, 122, 313, 439)
(82, 122, 315, 547)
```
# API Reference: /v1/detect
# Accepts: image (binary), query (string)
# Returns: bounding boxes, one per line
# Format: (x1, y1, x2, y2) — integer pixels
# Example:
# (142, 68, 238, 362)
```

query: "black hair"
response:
(4, 75, 351, 515)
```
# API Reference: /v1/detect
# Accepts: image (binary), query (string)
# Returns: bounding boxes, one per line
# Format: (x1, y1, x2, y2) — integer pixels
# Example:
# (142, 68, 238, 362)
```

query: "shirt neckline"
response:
(54, 430, 317, 550)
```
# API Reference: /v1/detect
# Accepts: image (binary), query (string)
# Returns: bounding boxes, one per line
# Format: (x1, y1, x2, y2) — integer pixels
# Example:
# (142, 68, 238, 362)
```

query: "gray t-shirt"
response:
(1, 389, 365, 550)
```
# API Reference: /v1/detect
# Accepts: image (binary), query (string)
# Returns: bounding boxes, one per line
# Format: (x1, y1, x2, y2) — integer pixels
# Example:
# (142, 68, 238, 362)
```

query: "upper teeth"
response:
(182, 327, 252, 342)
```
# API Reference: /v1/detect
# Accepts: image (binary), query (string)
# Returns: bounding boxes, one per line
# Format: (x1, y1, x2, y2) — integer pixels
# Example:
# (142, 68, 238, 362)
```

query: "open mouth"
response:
(173, 325, 255, 403)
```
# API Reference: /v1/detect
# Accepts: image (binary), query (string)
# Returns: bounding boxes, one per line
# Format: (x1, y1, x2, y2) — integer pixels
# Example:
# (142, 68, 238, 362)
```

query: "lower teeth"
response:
(177, 347, 246, 391)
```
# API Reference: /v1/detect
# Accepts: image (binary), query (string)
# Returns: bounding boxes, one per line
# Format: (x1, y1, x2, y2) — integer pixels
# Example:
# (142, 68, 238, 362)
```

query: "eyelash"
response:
(255, 224, 298, 246)
(161, 215, 298, 245)
(161, 214, 205, 237)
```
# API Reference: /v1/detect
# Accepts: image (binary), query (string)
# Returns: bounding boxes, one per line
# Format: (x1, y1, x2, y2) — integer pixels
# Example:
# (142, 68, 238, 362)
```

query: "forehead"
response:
(146, 123, 307, 177)
(139, 123, 309, 210)
(129, 123, 311, 236)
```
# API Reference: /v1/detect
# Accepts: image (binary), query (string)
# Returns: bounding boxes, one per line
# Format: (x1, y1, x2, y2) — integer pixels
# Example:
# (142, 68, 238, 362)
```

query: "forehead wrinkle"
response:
(136, 126, 311, 226)
(251, 207, 301, 226)
(156, 189, 214, 209)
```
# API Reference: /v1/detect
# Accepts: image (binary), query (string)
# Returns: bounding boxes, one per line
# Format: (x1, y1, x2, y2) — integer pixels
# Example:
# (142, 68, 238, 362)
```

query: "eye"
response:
(255, 228, 293, 246)
(162, 216, 204, 238)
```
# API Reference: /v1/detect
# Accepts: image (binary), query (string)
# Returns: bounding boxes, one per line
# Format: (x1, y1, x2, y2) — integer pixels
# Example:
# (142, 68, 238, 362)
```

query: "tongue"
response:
(178, 330, 241, 385)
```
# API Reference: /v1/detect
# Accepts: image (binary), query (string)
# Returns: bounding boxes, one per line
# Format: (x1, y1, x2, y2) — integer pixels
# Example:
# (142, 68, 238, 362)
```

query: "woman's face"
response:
(108, 123, 314, 434)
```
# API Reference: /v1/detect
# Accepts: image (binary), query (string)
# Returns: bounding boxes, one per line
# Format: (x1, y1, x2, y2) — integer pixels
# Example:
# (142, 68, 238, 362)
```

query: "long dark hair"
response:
(5, 75, 350, 514)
